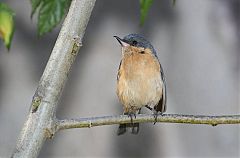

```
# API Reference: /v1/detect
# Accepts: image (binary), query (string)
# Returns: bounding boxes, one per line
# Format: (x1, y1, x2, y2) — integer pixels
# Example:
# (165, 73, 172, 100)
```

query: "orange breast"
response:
(117, 48, 163, 113)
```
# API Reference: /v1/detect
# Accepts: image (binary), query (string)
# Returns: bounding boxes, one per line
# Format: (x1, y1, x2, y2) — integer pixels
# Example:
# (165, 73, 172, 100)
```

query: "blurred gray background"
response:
(0, 0, 239, 157)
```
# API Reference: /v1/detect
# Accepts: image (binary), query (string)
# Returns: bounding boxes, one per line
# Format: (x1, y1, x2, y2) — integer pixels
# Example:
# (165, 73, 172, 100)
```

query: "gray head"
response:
(114, 34, 157, 56)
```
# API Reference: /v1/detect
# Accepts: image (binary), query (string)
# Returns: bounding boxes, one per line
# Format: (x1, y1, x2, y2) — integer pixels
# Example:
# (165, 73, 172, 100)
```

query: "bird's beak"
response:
(114, 36, 129, 47)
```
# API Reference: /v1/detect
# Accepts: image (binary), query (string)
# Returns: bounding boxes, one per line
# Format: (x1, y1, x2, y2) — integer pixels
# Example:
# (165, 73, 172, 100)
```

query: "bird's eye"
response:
(132, 40, 138, 46)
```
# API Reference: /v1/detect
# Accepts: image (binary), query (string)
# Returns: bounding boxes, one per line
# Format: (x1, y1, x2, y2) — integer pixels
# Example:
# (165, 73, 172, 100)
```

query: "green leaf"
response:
(140, 0, 153, 26)
(172, 0, 176, 6)
(38, 0, 70, 36)
(30, 0, 42, 18)
(0, 3, 15, 50)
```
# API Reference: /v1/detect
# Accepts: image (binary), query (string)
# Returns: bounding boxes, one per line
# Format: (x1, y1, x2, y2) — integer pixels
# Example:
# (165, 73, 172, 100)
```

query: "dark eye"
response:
(132, 40, 138, 46)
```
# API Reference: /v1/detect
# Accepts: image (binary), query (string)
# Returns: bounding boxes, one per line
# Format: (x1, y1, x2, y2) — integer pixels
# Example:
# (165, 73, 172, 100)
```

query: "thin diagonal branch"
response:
(54, 114, 240, 132)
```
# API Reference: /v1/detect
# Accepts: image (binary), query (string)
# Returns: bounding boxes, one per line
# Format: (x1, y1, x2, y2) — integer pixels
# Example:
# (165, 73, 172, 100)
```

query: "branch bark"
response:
(11, 0, 96, 157)
(54, 114, 240, 132)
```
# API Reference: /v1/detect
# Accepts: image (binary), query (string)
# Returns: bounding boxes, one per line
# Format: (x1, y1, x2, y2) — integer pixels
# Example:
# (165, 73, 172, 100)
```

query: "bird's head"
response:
(114, 34, 157, 56)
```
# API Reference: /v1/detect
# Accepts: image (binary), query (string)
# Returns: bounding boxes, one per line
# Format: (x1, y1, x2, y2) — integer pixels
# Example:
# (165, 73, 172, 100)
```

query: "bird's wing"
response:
(155, 63, 167, 112)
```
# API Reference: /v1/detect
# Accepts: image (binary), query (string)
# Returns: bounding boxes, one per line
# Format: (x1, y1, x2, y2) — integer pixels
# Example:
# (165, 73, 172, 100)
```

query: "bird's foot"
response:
(127, 112, 136, 125)
(153, 111, 163, 125)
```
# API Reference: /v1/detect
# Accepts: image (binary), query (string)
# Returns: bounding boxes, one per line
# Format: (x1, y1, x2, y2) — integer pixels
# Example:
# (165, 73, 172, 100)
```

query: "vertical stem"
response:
(11, 0, 96, 157)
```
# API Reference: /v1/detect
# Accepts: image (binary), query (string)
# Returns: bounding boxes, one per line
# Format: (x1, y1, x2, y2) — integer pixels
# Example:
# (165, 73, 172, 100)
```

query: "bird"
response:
(114, 34, 167, 135)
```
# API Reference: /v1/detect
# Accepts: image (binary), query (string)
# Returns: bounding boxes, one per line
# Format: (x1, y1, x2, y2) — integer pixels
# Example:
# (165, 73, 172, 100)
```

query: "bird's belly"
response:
(117, 75, 162, 110)
(117, 52, 163, 112)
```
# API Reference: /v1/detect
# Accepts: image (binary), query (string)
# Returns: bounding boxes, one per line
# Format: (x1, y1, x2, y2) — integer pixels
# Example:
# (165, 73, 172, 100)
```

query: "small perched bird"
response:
(114, 34, 167, 135)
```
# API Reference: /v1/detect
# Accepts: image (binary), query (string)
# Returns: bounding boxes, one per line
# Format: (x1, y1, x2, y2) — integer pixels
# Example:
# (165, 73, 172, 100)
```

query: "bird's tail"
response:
(117, 123, 139, 135)
(117, 111, 141, 135)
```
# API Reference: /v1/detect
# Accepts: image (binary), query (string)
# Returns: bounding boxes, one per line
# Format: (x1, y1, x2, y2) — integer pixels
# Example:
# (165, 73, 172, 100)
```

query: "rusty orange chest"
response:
(117, 47, 163, 113)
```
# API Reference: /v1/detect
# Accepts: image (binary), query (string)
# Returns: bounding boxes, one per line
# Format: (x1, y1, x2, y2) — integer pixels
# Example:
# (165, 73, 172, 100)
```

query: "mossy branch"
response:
(53, 114, 240, 133)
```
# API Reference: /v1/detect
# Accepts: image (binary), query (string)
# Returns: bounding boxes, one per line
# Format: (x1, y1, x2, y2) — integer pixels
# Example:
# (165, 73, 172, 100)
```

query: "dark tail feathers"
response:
(117, 123, 139, 135)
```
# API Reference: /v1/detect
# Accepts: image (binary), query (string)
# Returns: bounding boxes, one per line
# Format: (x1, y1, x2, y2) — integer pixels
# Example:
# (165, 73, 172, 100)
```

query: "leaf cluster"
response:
(0, 0, 176, 50)
(31, 0, 71, 36)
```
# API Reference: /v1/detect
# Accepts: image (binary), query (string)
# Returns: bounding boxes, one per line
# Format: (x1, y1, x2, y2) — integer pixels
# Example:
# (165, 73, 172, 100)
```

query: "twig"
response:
(11, 0, 96, 158)
(55, 114, 240, 132)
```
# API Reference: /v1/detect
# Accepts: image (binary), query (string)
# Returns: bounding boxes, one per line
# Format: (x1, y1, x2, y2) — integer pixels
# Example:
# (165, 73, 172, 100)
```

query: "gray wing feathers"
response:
(160, 63, 167, 112)
(154, 63, 167, 113)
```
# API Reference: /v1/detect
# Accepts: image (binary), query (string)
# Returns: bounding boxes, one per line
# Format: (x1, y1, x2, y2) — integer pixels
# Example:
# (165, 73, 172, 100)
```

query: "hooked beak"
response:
(113, 36, 129, 47)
